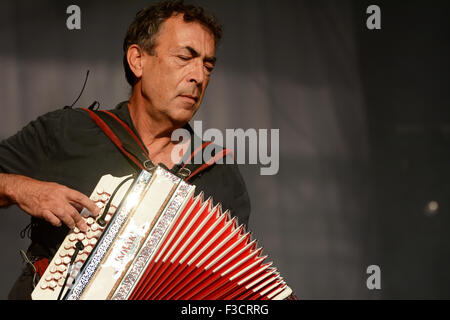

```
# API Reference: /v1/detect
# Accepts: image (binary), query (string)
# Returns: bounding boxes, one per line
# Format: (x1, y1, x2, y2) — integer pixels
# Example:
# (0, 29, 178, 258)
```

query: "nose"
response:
(188, 60, 206, 86)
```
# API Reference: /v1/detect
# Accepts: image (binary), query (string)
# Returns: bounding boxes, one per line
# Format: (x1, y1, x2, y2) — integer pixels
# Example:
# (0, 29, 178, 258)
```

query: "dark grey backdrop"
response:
(0, 0, 448, 299)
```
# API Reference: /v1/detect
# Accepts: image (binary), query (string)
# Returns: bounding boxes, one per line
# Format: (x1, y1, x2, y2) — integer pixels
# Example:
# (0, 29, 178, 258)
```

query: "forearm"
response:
(0, 173, 24, 207)
(0, 172, 99, 231)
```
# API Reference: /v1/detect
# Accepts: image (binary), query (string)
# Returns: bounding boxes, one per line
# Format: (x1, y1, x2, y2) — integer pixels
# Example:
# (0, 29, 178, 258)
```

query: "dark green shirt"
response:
(0, 101, 251, 258)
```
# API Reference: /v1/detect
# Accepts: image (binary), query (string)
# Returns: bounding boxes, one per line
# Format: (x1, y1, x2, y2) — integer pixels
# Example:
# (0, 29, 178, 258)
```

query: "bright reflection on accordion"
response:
(32, 166, 293, 300)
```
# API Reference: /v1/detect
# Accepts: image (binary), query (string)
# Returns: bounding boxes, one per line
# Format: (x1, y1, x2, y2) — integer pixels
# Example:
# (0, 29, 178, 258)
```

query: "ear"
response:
(127, 44, 145, 80)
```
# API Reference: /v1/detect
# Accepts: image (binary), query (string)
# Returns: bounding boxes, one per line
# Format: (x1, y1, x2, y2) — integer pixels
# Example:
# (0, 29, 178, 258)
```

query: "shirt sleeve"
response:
(0, 109, 65, 179)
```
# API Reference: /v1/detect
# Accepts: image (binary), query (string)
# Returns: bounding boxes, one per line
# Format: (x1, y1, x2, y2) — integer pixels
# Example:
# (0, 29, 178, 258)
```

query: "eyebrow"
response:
(184, 46, 217, 65)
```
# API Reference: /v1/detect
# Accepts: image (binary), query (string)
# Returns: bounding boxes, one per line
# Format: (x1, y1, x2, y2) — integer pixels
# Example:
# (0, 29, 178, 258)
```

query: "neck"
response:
(128, 88, 172, 144)
(127, 86, 188, 168)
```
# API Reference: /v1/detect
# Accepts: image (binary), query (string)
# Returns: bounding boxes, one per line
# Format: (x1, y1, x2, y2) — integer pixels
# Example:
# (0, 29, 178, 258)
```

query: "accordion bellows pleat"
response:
(31, 166, 292, 300)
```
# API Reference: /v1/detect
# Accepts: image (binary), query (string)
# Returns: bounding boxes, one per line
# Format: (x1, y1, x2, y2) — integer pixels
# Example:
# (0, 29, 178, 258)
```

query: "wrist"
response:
(1, 174, 26, 204)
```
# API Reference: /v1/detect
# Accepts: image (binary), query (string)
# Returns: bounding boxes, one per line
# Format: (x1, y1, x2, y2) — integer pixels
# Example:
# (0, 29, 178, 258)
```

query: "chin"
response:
(169, 111, 195, 127)
(169, 104, 198, 125)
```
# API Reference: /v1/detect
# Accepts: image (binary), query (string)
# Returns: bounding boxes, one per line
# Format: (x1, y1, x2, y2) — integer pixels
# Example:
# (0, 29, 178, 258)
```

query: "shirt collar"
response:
(109, 101, 204, 168)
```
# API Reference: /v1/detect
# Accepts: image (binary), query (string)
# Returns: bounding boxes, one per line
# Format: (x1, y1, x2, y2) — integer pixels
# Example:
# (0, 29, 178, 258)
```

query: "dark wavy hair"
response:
(123, 0, 223, 86)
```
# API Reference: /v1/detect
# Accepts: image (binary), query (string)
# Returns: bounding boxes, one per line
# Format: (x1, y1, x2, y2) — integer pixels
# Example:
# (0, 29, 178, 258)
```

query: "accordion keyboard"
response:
(31, 175, 132, 300)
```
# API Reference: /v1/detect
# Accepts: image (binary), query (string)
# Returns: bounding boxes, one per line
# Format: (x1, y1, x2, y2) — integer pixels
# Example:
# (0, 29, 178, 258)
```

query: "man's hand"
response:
(0, 174, 100, 232)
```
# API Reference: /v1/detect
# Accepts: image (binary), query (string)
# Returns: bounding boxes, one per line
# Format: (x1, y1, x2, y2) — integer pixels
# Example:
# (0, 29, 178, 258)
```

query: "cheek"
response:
(141, 69, 171, 101)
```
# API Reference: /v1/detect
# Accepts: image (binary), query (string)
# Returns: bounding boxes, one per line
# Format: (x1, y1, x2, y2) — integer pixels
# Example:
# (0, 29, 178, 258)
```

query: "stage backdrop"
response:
(0, 0, 448, 299)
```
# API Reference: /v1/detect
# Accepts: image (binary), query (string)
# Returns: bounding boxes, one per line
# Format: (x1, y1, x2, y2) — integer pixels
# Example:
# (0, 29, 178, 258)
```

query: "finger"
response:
(53, 207, 76, 230)
(69, 201, 84, 212)
(68, 204, 88, 232)
(42, 209, 62, 228)
(66, 189, 101, 217)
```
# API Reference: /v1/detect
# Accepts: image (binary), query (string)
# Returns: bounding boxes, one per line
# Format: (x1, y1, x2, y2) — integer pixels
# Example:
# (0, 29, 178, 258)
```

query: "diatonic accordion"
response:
(31, 166, 293, 300)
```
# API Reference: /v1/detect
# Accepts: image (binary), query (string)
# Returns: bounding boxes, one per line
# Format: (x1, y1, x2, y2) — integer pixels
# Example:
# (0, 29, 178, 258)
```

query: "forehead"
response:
(154, 14, 216, 56)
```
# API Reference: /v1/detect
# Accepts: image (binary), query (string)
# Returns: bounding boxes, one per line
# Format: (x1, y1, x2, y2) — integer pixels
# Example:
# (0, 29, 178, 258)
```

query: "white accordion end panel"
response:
(31, 174, 134, 300)
(32, 166, 293, 300)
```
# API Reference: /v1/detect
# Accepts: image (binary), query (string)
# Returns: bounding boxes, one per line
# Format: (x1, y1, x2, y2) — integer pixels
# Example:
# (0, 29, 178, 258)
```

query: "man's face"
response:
(138, 14, 216, 126)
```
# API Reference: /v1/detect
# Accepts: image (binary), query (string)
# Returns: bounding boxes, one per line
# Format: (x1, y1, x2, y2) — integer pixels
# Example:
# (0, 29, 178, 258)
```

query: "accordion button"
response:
(53, 273, 61, 281)
(77, 233, 86, 241)
(85, 246, 93, 253)
(73, 227, 80, 234)
(57, 265, 67, 273)
(96, 202, 104, 209)
(90, 230, 102, 239)
(82, 239, 89, 248)
(58, 279, 65, 287)
(86, 231, 97, 239)
(78, 253, 88, 262)
(45, 275, 52, 281)
(62, 257, 71, 265)
(104, 215, 111, 222)
(91, 224, 99, 232)
(50, 266, 57, 273)
(64, 242, 73, 250)
(40, 282, 48, 290)
(69, 234, 77, 242)
(101, 194, 109, 202)
(54, 258, 62, 266)
(89, 238, 97, 246)
(96, 187, 104, 194)
(49, 281, 57, 289)
(86, 217, 95, 225)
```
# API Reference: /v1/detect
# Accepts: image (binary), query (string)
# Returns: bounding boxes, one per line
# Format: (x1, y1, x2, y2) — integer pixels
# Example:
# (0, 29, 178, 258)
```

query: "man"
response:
(0, 0, 250, 299)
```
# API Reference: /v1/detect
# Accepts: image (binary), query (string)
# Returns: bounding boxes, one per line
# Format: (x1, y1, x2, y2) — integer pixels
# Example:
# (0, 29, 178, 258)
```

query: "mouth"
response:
(179, 94, 199, 104)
